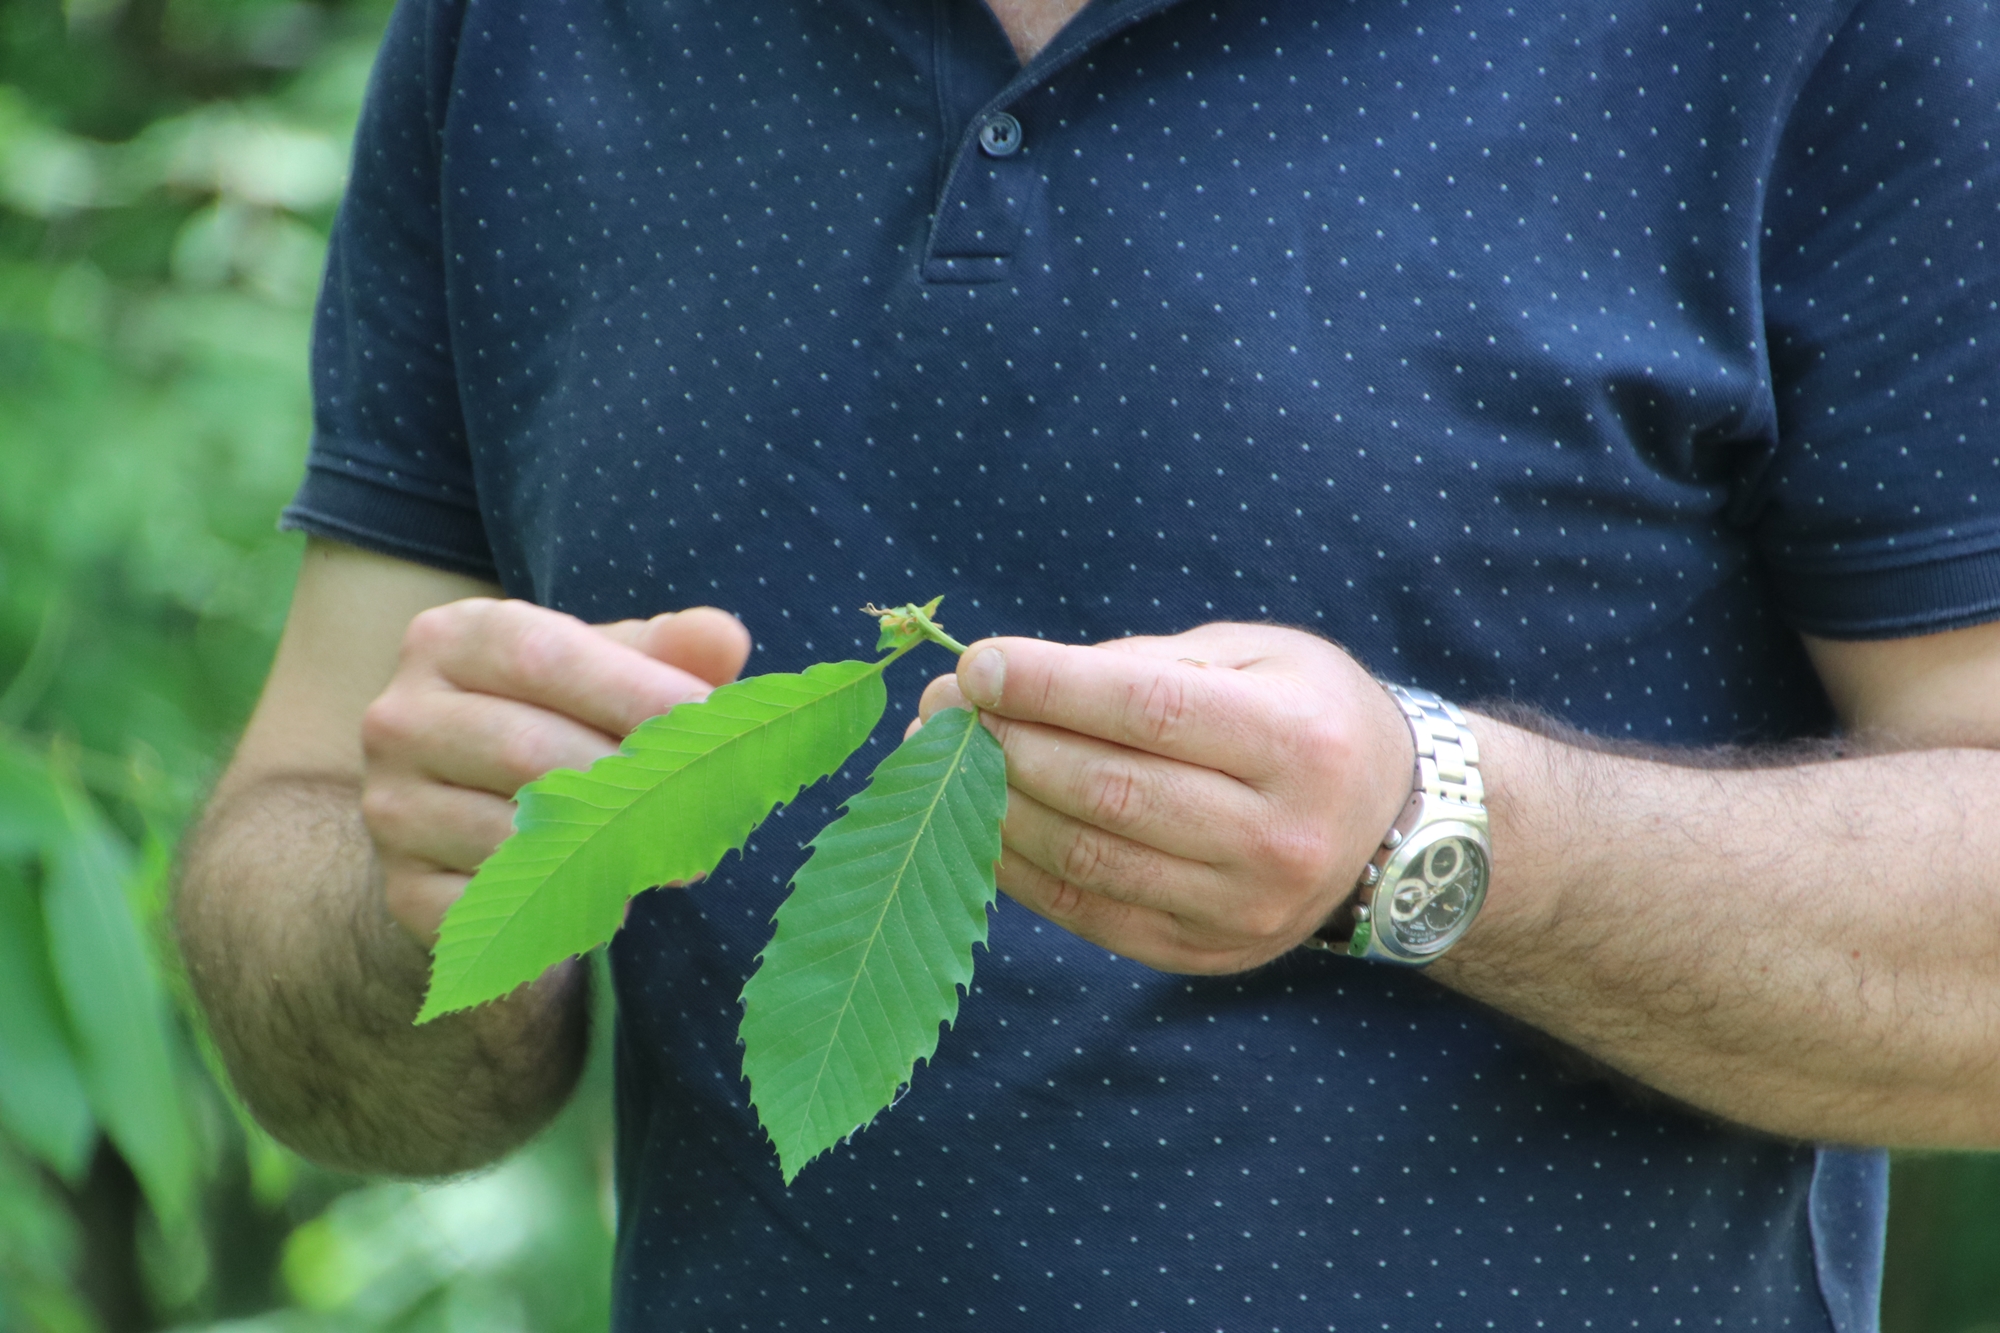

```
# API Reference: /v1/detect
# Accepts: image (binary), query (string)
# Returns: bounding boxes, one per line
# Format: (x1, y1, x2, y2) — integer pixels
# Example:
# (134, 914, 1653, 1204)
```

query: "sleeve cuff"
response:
(1766, 540, 2000, 641)
(280, 462, 499, 584)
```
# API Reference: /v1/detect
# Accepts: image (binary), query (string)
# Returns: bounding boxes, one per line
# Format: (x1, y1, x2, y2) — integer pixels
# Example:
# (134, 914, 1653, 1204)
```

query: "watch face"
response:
(1384, 835, 1488, 953)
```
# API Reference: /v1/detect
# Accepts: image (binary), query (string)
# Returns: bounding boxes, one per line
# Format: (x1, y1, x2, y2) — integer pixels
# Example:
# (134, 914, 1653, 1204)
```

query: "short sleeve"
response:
(279, 0, 496, 582)
(1754, 0, 2000, 640)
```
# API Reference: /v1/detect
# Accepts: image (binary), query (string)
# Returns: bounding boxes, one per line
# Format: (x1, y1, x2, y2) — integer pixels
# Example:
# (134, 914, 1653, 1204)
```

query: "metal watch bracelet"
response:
(1304, 683, 1489, 962)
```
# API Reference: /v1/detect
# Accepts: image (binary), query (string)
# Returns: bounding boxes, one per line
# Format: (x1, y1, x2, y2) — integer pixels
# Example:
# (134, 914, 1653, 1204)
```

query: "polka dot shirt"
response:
(288, 0, 2000, 1327)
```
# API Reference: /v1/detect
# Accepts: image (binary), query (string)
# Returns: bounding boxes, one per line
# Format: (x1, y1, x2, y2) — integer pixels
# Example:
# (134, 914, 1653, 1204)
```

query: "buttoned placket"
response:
(921, 0, 1188, 284)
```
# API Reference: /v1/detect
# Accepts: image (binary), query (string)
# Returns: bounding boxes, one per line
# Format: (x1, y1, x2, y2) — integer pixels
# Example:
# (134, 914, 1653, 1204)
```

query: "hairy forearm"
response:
(176, 776, 589, 1176)
(1431, 719, 2000, 1148)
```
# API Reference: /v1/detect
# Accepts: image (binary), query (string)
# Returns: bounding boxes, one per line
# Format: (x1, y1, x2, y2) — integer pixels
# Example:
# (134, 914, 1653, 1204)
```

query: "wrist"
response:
(1432, 712, 1588, 962)
(1309, 684, 1493, 963)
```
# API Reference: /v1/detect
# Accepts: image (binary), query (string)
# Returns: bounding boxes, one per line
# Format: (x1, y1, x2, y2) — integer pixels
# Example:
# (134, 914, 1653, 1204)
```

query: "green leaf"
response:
(0, 1140, 86, 1327)
(0, 743, 62, 859)
(42, 768, 196, 1227)
(0, 862, 95, 1181)
(420, 659, 892, 1022)
(739, 706, 1006, 1183)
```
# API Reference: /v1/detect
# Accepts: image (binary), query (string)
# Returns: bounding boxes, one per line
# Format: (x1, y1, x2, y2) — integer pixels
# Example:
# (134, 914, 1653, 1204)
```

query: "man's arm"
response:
(177, 539, 748, 1176)
(1433, 619, 2000, 1148)
(912, 618, 2000, 1150)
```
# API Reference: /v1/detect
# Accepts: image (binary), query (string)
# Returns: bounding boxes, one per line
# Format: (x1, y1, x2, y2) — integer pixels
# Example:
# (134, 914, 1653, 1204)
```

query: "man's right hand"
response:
(179, 537, 749, 1176)
(360, 598, 749, 942)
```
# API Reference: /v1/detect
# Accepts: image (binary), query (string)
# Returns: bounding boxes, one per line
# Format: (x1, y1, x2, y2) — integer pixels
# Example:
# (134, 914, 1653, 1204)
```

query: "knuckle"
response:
(400, 605, 453, 659)
(1058, 826, 1116, 889)
(506, 620, 572, 697)
(1130, 672, 1195, 749)
(1247, 817, 1334, 888)
(404, 599, 484, 660)
(1046, 878, 1087, 921)
(492, 718, 558, 788)
(1080, 761, 1143, 828)
(1293, 711, 1357, 774)
(360, 692, 419, 762)
(359, 780, 407, 843)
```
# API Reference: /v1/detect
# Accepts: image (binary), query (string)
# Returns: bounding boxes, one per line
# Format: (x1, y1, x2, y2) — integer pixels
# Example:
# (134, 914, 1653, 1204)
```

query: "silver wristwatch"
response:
(1304, 684, 1490, 964)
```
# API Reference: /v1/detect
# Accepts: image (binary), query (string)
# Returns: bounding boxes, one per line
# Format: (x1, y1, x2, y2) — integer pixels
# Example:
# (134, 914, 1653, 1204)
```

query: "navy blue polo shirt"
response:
(288, 0, 2000, 1327)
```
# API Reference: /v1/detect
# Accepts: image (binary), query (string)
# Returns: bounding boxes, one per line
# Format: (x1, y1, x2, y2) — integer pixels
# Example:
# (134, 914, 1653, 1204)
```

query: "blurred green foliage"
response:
(0, 1, 611, 1330)
(0, 0, 1997, 1330)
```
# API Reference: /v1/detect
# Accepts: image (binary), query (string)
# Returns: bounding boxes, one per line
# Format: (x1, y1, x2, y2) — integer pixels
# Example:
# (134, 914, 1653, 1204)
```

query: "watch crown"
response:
(1360, 864, 1381, 887)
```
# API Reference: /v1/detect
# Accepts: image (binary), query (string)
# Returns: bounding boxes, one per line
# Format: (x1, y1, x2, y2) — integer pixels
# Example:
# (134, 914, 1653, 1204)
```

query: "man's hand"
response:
(916, 617, 2000, 1147)
(916, 623, 1412, 974)
(360, 599, 749, 942)
(180, 539, 753, 1175)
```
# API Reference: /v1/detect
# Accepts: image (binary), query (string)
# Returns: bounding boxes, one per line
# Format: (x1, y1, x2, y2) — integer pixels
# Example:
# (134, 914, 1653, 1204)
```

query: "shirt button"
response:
(977, 111, 1023, 157)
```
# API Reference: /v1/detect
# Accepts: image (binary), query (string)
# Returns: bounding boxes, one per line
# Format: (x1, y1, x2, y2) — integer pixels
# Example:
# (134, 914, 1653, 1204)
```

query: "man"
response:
(178, 0, 2000, 1327)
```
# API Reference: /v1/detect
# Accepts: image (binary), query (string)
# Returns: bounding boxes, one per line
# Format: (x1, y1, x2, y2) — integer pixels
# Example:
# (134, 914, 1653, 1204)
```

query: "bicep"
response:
(1802, 619, 2000, 747)
(221, 538, 500, 794)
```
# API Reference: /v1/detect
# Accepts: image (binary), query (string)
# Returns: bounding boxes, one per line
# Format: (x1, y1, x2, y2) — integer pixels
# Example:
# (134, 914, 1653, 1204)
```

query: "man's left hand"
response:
(916, 624, 1414, 973)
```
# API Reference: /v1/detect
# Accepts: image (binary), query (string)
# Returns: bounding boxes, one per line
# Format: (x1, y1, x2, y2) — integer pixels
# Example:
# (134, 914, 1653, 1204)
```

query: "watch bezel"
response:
(1356, 807, 1489, 963)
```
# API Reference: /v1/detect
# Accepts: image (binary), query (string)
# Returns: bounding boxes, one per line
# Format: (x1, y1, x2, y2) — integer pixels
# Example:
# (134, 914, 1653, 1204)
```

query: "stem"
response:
(907, 607, 970, 657)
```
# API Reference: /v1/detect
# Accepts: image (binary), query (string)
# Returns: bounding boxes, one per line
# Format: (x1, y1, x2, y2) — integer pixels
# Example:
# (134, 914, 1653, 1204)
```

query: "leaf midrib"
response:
(512, 663, 880, 879)
(437, 663, 884, 988)
(793, 711, 981, 1143)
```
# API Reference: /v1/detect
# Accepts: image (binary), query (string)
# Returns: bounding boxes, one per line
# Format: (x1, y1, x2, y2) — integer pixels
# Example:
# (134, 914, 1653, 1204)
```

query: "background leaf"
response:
(420, 659, 891, 1021)
(0, 2, 630, 1324)
(739, 706, 1006, 1183)
(0, 1139, 93, 1333)
(42, 764, 196, 1229)
(0, 860, 95, 1182)
(0, 741, 63, 858)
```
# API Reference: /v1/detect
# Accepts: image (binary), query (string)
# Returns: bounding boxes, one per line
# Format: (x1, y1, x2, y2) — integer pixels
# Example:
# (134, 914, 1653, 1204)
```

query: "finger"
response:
(421, 600, 714, 736)
(378, 690, 623, 797)
(1000, 786, 1225, 917)
(954, 637, 1276, 780)
(979, 715, 1259, 863)
(917, 673, 969, 721)
(1102, 625, 1406, 807)
(1094, 622, 1313, 673)
(993, 854, 1242, 976)
(634, 606, 753, 686)
(923, 668, 1258, 858)
(591, 618, 650, 649)
(361, 779, 519, 873)
(596, 608, 752, 686)
(381, 862, 471, 947)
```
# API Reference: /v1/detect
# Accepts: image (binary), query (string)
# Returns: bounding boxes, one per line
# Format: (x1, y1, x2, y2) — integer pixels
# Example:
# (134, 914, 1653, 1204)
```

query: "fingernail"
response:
(961, 647, 1005, 709)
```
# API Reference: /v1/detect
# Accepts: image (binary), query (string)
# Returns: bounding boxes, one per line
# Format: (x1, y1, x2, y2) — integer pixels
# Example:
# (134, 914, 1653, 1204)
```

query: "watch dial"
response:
(1385, 836, 1487, 951)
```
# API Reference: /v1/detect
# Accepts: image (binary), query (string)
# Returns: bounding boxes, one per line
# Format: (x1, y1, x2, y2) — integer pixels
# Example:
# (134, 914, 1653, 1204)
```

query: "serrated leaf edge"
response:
(780, 706, 987, 1146)
(417, 659, 890, 1023)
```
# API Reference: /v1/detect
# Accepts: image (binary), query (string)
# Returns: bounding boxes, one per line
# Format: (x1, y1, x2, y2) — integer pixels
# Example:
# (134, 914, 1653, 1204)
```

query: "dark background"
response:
(0, 0, 1989, 1328)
